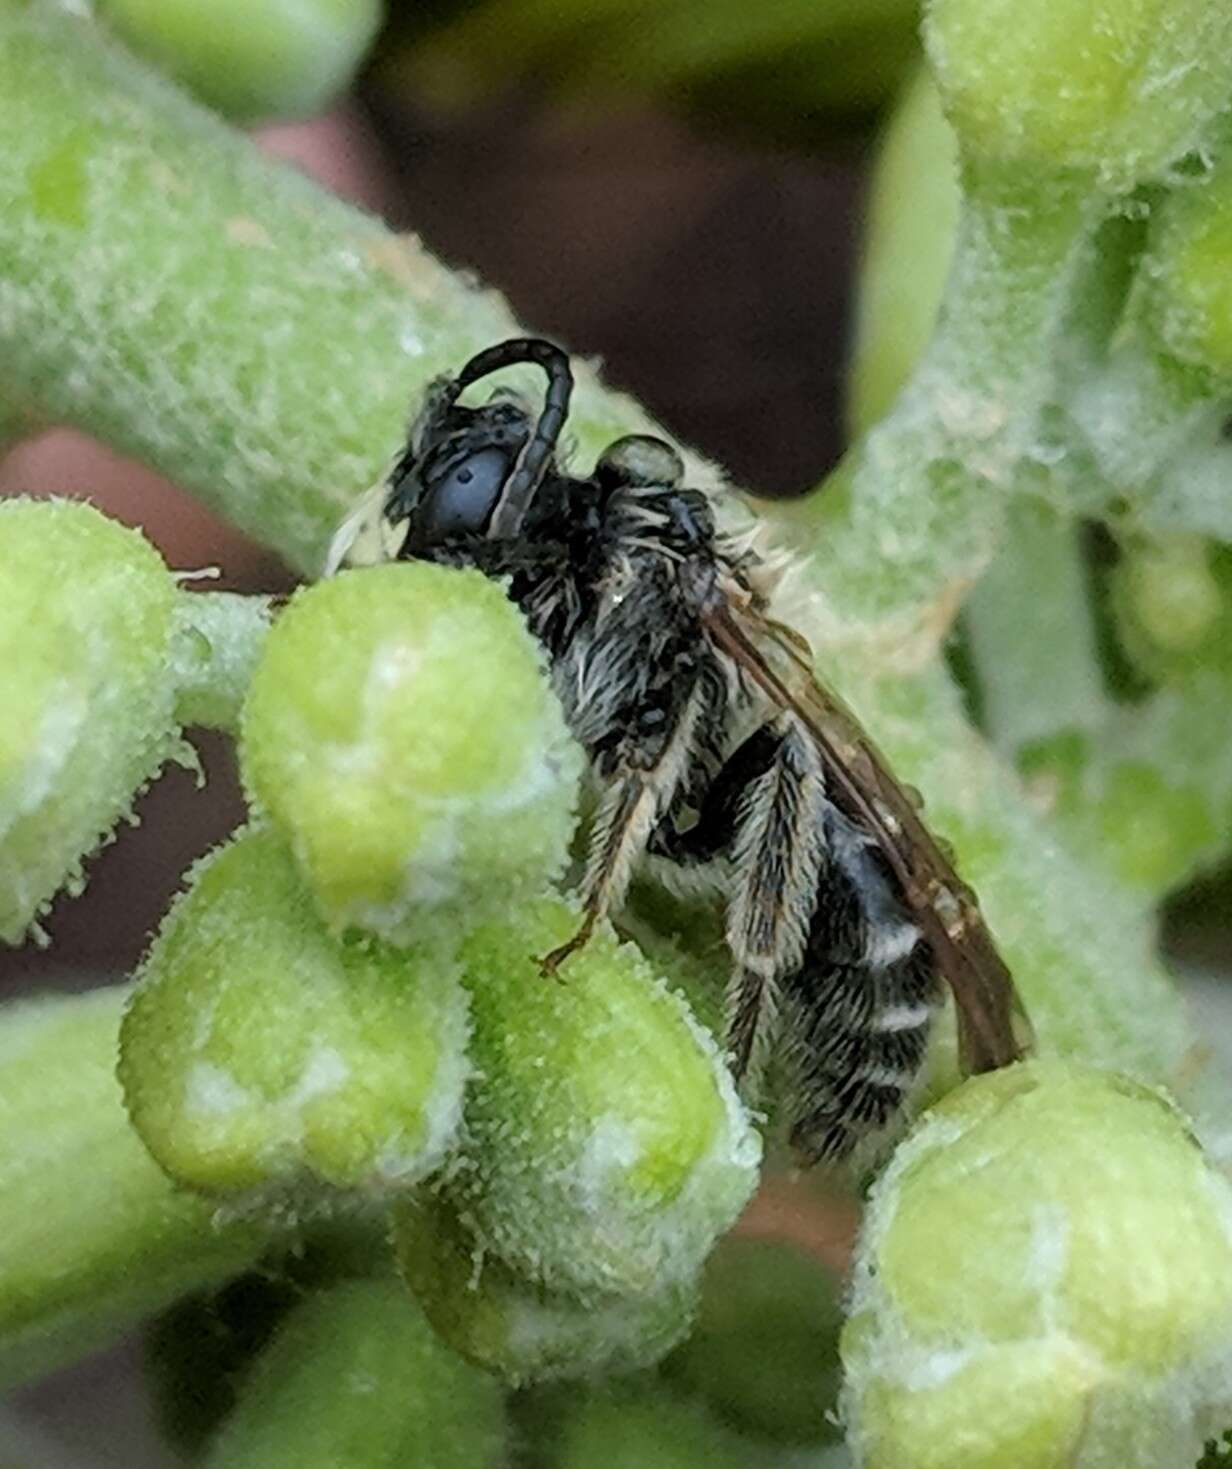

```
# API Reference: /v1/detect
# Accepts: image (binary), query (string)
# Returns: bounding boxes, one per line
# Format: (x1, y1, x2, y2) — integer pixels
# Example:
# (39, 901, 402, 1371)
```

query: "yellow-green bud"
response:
(0, 498, 179, 942)
(844, 1061, 1232, 1469)
(1145, 142, 1232, 380)
(120, 827, 469, 1204)
(1115, 536, 1223, 656)
(450, 898, 760, 1299)
(392, 1194, 698, 1387)
(206, 1278, 506, 1469)
(924, 0, 1232, 191)
(96, 0, 383, 123)
(240, 565, 583, 941)
(1019, 732, 1222, 897)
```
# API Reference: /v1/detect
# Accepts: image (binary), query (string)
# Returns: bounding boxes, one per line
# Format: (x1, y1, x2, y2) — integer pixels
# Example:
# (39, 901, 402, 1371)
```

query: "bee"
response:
(329, 337, 1031, 1161)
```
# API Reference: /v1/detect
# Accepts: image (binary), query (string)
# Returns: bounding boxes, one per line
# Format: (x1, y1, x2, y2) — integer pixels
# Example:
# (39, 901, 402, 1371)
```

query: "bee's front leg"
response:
(538, 688, 709, 978)
(537, 770, 670, 977)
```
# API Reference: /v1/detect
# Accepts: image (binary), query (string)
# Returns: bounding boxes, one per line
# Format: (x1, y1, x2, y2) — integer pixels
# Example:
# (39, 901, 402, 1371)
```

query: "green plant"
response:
(3, 1, 1232, 1464)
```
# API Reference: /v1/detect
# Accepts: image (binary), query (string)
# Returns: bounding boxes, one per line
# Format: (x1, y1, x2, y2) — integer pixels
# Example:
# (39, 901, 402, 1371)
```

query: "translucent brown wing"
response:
(701, 596, 1032, 1077)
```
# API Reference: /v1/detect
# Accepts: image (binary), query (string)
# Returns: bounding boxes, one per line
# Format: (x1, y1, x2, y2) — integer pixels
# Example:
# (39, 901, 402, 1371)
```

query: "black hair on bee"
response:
(330, 337, 1031, 1162)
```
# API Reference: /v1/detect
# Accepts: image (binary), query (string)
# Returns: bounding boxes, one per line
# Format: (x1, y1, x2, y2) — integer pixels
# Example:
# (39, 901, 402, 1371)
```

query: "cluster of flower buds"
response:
(112, 553, 761, 1382)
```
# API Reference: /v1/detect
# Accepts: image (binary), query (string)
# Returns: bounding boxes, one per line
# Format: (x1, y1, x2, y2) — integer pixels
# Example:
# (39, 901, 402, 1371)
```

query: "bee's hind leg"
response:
(722, 717, 830, 1087)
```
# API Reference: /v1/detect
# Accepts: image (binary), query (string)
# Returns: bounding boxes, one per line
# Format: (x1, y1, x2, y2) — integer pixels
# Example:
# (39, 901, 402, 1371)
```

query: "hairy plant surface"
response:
(2, 1, 1232, 1464)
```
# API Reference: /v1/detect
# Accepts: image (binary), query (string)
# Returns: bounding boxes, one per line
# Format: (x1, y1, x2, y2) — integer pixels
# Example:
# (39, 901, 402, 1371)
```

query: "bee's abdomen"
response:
(784, 807, 941, 1162)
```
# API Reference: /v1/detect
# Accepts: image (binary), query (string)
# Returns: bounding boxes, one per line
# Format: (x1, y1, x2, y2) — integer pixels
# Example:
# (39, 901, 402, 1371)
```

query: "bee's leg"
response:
(538, 683, 710, 976)
(538, 776, 659, 974)
(722, 717, 830, 1085)
(647, 723, 781, 867)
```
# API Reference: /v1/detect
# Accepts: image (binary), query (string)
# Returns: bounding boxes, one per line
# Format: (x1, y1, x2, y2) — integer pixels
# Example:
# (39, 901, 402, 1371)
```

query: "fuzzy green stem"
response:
(1145, 439, 1232, 545)
(1068, 333, 1226, 498)
(0, 3, 680, 579)
(171, 590, 273, 730)
(0, 2, 1096, 659)
(0, 987, 274, 1387)
(963, 502, 1107, 751)
(771, 165, 1103, 657)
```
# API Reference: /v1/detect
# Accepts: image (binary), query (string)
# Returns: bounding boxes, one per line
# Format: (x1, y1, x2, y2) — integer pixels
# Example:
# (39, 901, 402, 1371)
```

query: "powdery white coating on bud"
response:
(0, 498, 180, 943)
(392, 1193, 699, 1387)
(843, 1060, 1232, 1469)
(240, 563, 584, 941)
(447, 898, 761, 1302)
(119, 827, 470, 1208)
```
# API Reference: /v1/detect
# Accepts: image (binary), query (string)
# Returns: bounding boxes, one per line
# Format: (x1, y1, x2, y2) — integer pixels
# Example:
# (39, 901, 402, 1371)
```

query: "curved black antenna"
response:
(446, 337, 574, 537)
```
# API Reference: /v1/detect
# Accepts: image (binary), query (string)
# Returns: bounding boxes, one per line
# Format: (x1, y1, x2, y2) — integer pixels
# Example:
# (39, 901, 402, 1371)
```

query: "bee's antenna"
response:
(449, 337, 573, 536)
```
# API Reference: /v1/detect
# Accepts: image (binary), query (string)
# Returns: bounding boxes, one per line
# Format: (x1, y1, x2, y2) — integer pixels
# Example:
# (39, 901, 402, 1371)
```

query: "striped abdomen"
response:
(783, 804, 941, 1162)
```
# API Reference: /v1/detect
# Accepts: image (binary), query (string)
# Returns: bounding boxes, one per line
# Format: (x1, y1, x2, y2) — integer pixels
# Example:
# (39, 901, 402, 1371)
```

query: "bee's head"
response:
(388, 338, 573, 554)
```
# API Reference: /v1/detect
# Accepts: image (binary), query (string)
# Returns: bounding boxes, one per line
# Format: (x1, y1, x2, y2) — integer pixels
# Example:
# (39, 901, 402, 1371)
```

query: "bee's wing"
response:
(701, 595, 1033, 1077)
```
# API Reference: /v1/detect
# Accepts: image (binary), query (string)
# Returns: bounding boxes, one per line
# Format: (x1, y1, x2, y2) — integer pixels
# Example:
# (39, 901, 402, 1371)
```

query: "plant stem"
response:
(963, 501, 1107, 751)
(0, 4, 676, 579)
(772, 165, 1103, 658)
(0, 987, 273, 1388)
(171, 590, 273, 730)
(1068, 333, 1226, 496)
(1145, 438, 1232, 544)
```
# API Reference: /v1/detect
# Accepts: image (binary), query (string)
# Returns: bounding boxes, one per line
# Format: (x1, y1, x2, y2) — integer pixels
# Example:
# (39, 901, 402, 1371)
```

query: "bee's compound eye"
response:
(595, 435, 684, 490)
(413, 446, 512, 542)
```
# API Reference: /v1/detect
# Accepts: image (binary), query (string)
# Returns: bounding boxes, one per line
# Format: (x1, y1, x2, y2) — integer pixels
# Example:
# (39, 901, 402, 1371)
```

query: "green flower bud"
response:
(924, 0, 1232, 190)
(554, 1383, 750, 1469)
(393, 1193, 699, 1386)
(0, 498, 179, 943)
(665, 1237, 844, 1446)
(844, 1061, 1232, 1469)
(449, 898, 760, 1300)
(1114, 535, 1223, 658)
(240, 564, 583, 941)
(1020, 730, 1223, 897)
(206, 1278, 506, 1469)
(120, 827, 469, 1204)
(96, 0, 383, 123)
(1145, 141, 1232, 380)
